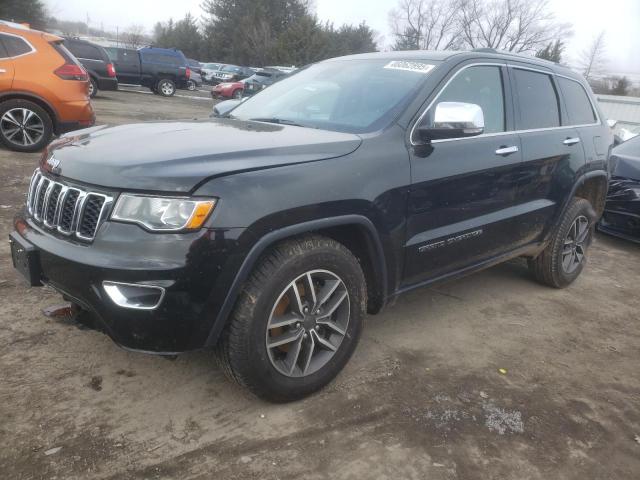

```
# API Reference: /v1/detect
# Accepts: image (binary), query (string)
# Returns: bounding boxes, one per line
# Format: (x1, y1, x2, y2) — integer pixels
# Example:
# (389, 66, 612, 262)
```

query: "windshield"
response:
(230, 59, 436, 133)
(203, 63, 222, 70)
(221, 65, 242, 73)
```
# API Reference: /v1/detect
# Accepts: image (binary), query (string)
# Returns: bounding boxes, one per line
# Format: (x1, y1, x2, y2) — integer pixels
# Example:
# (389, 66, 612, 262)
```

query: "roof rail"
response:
(472, 47, 497, 53)
(0, 19, 31, 30)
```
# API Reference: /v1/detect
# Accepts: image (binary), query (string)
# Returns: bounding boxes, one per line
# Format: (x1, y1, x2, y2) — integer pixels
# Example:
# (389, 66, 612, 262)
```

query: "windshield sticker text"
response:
(384, 61, 435, 74)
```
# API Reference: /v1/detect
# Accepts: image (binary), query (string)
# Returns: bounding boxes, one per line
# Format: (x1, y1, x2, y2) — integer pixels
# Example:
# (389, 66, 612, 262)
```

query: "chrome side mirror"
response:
(417, 102, 485, 142)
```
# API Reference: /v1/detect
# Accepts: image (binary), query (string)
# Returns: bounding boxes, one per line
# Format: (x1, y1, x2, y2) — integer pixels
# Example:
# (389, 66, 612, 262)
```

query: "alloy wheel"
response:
(0, 108, 45, 147)
(265, 269, 350, 378)
(160, 81, 174, 95)
(562, 215, 590, 273)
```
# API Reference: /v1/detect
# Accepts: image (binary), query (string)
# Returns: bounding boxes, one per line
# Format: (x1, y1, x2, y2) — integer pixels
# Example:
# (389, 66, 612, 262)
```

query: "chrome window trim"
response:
(410, 62, 601, 146)
(0, 31, 37, 60)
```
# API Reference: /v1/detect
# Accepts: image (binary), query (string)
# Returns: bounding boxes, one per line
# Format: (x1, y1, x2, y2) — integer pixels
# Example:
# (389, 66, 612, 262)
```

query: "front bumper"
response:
(12, 210, 247, 354)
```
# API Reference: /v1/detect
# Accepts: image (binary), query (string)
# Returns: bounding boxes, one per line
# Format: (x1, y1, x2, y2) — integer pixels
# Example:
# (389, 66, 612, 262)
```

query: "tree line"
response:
(3, 0, 637, 95)
(153, 1, 377, 66)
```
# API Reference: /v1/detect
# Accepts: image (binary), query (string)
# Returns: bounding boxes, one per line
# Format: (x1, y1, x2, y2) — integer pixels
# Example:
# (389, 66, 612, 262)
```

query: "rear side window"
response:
(558, 77, 597, 125)
(0, 33, 33, 57)
(426, 65, 505, 134)
(66, 41, 104, 61)
(513, 69, 560, 129)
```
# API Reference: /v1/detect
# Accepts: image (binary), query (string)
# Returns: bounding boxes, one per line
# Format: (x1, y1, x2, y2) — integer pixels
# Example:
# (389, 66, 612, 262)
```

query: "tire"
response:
(528, 198, 595, 288)
(232, 89, 243, 99)
(0, 99, 53, 152)
(88, 77, 98, 98)
(216, 235, 367, 402)
(157, 79, 176, 97)
(187, 80, 196, 91)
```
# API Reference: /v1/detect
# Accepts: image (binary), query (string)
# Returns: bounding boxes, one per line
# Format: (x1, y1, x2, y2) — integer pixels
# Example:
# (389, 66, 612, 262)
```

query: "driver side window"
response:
(423, 65, 505, 136)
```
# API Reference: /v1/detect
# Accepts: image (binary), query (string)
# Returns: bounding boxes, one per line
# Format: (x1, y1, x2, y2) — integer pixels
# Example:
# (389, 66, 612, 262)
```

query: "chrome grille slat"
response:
(25, 170, 113, 242)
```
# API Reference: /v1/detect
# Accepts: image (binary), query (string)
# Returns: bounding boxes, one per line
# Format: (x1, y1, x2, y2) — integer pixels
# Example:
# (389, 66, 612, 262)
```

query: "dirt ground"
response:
(0, 89, 639, 480)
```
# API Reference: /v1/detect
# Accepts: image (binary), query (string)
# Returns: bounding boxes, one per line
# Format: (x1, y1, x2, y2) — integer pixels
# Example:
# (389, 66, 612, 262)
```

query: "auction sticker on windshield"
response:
(384, 61, 435, 74)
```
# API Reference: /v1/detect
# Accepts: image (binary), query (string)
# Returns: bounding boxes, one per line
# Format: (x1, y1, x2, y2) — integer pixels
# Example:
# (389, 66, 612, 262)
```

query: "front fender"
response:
(203, 215, 388, 346)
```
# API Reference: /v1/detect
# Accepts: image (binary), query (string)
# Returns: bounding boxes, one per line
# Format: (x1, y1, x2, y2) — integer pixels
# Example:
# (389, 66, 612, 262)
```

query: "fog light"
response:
(103, 281, 165, 310)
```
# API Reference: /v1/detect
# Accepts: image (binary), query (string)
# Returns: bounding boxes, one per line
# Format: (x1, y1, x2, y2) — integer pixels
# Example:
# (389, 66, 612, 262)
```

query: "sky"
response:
(46, 0, 640, 76)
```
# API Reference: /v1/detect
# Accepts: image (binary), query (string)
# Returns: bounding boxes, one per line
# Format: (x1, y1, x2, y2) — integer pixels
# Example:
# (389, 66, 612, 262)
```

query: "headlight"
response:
(111, 194, 216, 232)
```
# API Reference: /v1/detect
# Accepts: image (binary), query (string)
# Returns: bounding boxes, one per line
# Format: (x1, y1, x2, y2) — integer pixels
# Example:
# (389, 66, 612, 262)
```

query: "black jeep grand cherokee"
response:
(10, 51, 612, 401)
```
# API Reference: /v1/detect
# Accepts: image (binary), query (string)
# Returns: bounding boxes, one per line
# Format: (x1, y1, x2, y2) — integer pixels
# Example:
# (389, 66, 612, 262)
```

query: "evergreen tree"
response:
(154, 14, 203, 59)
(0, 0, 48, 30)
(611, 76, 630, 96)
(535, 40, 565, 63)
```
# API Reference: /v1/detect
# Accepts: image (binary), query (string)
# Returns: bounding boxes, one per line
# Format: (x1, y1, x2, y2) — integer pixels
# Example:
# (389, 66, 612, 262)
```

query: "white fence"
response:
(596, 94, 640, 126)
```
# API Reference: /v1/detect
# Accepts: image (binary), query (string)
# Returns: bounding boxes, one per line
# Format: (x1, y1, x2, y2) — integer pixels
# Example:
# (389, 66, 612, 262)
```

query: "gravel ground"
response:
(0, 89, 639, 480)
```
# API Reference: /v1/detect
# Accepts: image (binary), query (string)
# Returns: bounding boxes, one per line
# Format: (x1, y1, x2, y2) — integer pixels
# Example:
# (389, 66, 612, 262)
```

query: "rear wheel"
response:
(88, 77, 98, 98)
(0, 99, 53, 152)
(187, 80, 196, 91)
(157, 79, 176, 97)
(216, 235, 366, 402)
(528, 198, 595, 288)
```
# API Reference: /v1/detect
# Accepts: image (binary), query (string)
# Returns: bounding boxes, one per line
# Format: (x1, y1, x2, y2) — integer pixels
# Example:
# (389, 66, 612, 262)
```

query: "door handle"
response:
(495, 145, 519, 156)
(563, 137, 580, 146)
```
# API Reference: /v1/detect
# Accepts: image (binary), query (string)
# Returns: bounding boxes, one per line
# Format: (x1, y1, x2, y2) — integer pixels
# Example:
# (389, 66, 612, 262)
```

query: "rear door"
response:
(557, 76, 606, 170)
(510, 65, 587, 244)
(0, 34, 15, 90)
(403, 62, 524, 286)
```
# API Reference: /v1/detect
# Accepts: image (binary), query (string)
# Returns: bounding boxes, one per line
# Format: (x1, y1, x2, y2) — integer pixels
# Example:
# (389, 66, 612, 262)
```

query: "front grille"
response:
(27, 170, 113, 241)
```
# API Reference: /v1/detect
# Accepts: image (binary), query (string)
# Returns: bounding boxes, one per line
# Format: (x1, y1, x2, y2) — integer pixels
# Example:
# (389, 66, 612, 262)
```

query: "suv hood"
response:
(47, 119, 362, 192)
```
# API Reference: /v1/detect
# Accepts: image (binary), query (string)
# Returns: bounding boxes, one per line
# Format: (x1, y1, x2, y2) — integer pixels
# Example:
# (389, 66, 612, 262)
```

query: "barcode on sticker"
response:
(384, 61, 435, 74)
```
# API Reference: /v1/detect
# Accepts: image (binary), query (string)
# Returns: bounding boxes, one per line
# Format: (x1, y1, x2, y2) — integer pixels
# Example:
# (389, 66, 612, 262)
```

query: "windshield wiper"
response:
(248, 117, 306, 128)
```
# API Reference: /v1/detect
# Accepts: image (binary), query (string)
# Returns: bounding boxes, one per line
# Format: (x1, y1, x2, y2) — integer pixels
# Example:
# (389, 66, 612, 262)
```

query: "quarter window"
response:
(66, 41, 103, 61)
(513, 69, 560, 129)
(558, 77, 597, 125)
(0, 33, 32, 57)
(422, 65, 506, 135)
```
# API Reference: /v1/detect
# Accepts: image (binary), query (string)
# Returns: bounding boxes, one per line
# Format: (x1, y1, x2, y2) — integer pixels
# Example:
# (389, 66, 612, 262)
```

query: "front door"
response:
(403, 62, 524, 286)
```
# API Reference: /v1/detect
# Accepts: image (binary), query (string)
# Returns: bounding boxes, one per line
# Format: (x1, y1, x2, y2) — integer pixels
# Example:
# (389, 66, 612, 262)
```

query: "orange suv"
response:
(0, 20, 95, 152)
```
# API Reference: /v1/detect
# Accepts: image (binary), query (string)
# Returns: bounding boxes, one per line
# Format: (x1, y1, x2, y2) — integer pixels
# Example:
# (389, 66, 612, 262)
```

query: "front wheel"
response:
(216, 235, 366, 402)
(232, 89, 243, 99)
(156, 79, 176, 97)
(528, 198, 595, 288)
(187, 80, 196, 91)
